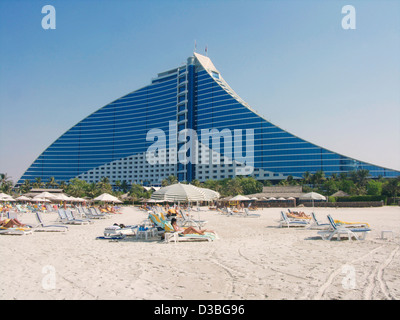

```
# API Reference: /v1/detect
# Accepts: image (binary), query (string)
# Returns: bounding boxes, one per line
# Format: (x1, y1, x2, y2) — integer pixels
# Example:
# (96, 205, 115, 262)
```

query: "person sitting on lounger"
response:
(0, 218, 27, 228)
(170, 218, 215, 235)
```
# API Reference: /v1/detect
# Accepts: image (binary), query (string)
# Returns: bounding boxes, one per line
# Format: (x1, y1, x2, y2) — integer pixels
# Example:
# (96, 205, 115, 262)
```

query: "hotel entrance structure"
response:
(17, 53, 400, 186)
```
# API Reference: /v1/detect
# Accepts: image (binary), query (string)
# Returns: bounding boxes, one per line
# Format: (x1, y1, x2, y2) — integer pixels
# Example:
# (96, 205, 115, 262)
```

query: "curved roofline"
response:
(193, 53, 399, 175)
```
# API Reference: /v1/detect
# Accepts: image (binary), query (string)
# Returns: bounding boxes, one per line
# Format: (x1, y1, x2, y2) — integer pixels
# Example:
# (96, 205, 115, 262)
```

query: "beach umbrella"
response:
(16, 195, 32, 201)
(32, 197, 50, 202)
(230, 195, 250, 201)
(277, 197, 286, 201)
(52, 193, 72, 202)
(0, 193, 15, 201)
(197, 187, 220, 201)
(299, 192, 326, 207)
(267, 197, 277, 201)
(151, 183, 207, 202)
(34, 191, 58, 200)
(93, 193, 122, 203)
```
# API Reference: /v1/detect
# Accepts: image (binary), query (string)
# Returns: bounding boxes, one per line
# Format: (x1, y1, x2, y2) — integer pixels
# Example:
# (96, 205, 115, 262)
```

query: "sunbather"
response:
(0, 218, 27, 228)
(170, 218, 215, 235)
(287, 211, 310, 219)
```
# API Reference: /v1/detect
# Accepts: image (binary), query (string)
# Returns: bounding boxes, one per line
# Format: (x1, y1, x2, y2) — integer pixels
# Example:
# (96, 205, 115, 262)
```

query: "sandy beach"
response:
(1, 206, 399, 300)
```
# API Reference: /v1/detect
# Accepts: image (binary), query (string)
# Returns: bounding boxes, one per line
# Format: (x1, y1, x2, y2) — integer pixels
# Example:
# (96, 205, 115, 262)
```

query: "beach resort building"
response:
(17, 53, 400, 186)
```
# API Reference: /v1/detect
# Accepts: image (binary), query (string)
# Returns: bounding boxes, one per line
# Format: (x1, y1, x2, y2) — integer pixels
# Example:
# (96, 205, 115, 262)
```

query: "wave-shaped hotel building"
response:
(18, 53, 400, 186)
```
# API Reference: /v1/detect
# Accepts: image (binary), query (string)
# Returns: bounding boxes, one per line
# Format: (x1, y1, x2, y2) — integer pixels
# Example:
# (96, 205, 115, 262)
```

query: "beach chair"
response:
(91, 207, 112, 218)
(1, 212, 33, 235)
(308, 212, 331, 230)
(15, 204, 28, 213)
(162, 219, 216, 243)
(278, 211, 309, 228)
(147, 212, 215, 243)
(79, 207, 107, 219)
(33, 211, 69, 232)
(70, 209, 94, 224)
(241, 208, 260, 218)
(57, 209, 90, 225)
(0, 226, 33, 235)
(179, 209, 207, 228)
(104, 224, 137, 237)
(318, 215, 371, 241)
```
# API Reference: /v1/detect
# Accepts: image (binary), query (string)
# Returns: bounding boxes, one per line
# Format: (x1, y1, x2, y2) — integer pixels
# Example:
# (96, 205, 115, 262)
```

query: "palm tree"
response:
(20, 179, 32, 194)
(46, 176, 59, 189)
(114, 180, 121, 191)
(302, 171, 311, 185)
(225, 178, 243, 196)
(161, 175, 178, 187)
(0, 173, 13, 193)
(120, 180, 130, 193)
(33, 177, 44, 189)
(85, 182, 98, 198)
(97, 177, 112, 194)
(313, 170, 326, 187)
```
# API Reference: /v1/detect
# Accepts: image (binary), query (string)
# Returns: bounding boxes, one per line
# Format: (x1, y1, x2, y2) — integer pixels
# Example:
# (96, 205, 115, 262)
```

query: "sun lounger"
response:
(104, 225, 137, 237)
(148, 212, 216, 243)
(308, 212, 331, 230)
(179, 209, 207, 228)
(1, 212, 33, 235)
(58, 209, 90, 225)
(78, 206, 107, 219)
(33, 211, 69, 232)
(278, 211, 309, 228)
(317, 215, 371, 241)
(0, 226, 33, 235)
(241, 208, 260, 218)
(91, 207, 112, 218)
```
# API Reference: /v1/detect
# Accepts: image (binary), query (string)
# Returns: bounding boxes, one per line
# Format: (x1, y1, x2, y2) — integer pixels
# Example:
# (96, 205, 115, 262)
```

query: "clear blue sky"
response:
(1, 0, 399, 183)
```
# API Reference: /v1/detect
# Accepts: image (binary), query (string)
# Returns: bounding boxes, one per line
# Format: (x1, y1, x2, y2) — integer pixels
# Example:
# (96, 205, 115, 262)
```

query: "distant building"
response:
(18, 53, 400, 186)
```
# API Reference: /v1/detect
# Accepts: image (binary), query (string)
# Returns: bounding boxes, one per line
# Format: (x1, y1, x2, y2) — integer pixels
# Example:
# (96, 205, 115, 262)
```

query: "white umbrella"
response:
(53, 193, 72, 201)
(267, 197, 277, 201)
(93, 193, 122, 203)
(0, 193, 15, 201)
(230, 195, 250, 201)
(0, 193, 14, 201)
(299, 192, 326, 207)
(34, 191, 58, 200)
(16, 195, 32, 201)
(151, 183, 206, 202)
(300, 192, 326, 200)
(32, 197, 50, 202)
(196, 187, 220, 201)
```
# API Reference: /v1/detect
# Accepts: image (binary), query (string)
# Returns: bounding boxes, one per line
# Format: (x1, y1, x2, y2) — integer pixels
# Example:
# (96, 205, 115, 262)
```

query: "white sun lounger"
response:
(33, 211, 69, 232)
(308, 212, 331, 230)
(278, 211, 309, 228)
(318, 215, 371, 241)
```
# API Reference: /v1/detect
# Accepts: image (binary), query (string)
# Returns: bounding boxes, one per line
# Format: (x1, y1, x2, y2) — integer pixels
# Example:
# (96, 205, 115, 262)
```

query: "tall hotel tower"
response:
(18, 53, 400, 186)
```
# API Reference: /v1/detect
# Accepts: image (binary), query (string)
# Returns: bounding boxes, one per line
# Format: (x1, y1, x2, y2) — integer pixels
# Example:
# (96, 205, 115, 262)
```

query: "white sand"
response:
(1, 206, 399, 300)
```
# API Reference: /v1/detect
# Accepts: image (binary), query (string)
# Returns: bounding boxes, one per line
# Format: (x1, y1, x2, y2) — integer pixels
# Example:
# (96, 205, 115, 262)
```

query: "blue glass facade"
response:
(18, 53, 400, 185)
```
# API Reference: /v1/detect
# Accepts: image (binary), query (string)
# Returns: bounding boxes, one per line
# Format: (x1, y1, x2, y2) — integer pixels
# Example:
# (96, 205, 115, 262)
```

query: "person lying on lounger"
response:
(0, 218, 27, 228)
(170, 218, 215, 235)
(288, 211, 310, 219)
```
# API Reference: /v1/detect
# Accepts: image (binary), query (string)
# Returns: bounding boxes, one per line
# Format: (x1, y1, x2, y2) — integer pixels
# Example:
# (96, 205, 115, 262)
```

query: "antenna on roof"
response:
(194, 40, 197, 53)
(205, 45, 208, 56)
